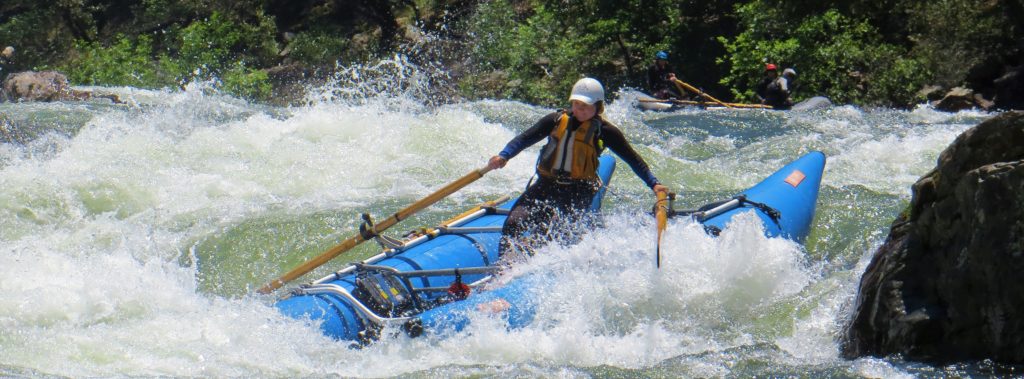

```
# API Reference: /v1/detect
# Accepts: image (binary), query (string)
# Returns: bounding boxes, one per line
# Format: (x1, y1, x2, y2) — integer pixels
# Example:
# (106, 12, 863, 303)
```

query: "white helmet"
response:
(568, 77, 604, 105)
(783, 68, 796, 77)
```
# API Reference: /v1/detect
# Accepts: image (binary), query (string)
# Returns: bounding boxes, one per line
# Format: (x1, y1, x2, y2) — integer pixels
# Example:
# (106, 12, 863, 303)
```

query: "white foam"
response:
(0, 58, 993, 376)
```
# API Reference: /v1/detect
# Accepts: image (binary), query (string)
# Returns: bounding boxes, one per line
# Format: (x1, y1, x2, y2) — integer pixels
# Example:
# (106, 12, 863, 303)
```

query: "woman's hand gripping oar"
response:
(653, 185, 671, 268)
(257, 166, 493, 294)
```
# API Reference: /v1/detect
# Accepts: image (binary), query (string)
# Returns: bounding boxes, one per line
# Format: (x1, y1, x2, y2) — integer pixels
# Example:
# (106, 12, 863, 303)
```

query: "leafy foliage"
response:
(286, 27, 353, 66)
(53, 11, 279, 100)
(60, 35, 174, 87)
(0, 7, 78, 72)
(719, 5, 930, 106)
(459, 0, 689, 106)
(0, 0, 1020, 107)
(904, 0, 1018, 88)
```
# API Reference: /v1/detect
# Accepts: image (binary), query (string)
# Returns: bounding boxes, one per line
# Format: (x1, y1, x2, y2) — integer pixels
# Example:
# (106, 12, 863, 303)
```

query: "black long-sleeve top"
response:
(498, 111, 661, 188)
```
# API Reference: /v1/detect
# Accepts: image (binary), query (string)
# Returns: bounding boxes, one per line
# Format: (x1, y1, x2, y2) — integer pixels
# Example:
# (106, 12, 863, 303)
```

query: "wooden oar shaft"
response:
(673, 79, 733, 109)
(391, 167, 491, 222)
(655, 190, 669, 268)
(257, 166, 492, 294)
(638, 98, 772, 109)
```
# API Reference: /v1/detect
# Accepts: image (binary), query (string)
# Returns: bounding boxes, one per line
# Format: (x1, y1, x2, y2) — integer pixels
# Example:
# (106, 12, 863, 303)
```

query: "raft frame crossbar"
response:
(295, 272, 495, 327)
(356, 264, 499, 278)
(296, 283, 413, 326)
(312, 197, 510, 286)
(696, 198, 741, 221)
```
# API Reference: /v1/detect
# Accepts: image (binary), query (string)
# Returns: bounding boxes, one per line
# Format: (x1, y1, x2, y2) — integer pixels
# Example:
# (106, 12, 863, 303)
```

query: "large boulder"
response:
(2, 70, 120, 103)
(934, 87, 983, 112)
(841, 111, 1024, 363)
(994, 65, 1024, 111)
(2, 71, 77, 101)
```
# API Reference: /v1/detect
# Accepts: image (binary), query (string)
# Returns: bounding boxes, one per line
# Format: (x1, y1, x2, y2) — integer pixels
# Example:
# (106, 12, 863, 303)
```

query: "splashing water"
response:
(0, 57, 995, 377)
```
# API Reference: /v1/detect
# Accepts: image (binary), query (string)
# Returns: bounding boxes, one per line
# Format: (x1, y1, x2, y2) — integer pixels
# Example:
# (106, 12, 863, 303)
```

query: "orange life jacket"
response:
(536, 112, 604, 180)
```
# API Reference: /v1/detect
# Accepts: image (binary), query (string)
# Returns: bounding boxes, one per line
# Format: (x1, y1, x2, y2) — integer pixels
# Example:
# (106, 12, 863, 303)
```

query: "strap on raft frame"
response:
(670, 195, 782, 227)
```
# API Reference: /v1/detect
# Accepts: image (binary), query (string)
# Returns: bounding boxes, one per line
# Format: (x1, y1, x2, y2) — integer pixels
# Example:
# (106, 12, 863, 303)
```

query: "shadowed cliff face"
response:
(842, 111, 1024, 364)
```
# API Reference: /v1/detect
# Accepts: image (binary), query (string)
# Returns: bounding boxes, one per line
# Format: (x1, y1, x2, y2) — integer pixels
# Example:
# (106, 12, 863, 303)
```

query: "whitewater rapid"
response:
(0, 73, 992, 377)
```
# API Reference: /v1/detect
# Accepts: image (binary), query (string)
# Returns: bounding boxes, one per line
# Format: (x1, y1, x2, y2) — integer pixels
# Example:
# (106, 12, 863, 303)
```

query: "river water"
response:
(0, 61, 997, 378)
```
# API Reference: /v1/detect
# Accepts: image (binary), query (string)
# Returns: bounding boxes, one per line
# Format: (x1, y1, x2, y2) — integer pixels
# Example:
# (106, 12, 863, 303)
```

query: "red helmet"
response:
(765, 63, 777, 71)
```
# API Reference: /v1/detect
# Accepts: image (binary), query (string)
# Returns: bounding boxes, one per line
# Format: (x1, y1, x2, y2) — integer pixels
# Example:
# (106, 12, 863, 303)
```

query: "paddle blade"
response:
(655, 190, 669, 268)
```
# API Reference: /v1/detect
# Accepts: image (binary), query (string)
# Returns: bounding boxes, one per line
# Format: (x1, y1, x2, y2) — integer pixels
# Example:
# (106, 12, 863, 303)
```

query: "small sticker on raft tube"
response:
(785, 170, 806, 187)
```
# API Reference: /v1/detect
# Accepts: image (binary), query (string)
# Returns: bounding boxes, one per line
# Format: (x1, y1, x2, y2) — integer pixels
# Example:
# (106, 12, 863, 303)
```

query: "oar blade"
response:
(654, 191, 669, 268)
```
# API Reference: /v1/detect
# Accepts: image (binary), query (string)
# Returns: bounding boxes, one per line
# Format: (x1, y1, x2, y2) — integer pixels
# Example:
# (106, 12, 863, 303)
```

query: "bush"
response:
(0, 7, 77, 72)
(286, 28, 353, 66)
(905, 0, 1014, 88)
(719, 5, 929, 107)
(459, 0, 685, 106)
(176, 11, 279, 78)
(55, 10, 280, 100)
(221, 63, 273, 100)
(60, 35, 175, 87)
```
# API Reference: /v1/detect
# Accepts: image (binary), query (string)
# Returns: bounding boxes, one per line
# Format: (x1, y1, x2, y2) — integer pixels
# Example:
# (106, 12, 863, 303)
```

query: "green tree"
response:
(905, 0, 1019, 89)
(459, 0, 689, 105)
(719, 5, 929, 106)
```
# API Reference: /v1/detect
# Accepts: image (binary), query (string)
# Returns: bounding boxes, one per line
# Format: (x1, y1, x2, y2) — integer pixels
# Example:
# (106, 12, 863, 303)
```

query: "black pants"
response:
(498, 176, 599, 259)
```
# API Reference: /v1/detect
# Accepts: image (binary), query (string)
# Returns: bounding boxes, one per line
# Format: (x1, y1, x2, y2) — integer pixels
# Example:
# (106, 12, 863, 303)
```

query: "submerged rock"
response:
(842, 111, 1024, 364)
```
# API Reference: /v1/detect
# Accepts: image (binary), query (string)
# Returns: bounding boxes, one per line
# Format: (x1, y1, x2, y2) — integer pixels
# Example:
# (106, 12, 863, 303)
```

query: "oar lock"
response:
(653, 192, 677, 214)
(359, 213, 404, 250)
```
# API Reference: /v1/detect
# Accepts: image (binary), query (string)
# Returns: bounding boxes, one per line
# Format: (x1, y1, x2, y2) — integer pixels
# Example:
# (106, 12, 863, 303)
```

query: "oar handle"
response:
(257, 166, 492, 294)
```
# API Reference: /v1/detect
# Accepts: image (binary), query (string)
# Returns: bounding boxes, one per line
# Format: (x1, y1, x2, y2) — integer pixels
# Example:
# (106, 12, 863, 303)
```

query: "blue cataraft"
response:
(273, 152, 825, 343)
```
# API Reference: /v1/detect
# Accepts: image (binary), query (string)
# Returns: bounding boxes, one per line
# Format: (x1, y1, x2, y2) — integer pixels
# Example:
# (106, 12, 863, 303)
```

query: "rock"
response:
(3, 71, 73, 101)
(994, 65, 1024, 111)
(842, 111, 1024, 364)
(916, 85, 945, 102)
(2, 70, 121, 103)
(264, 63, 316, 105)
(934, 87, 978, 112)
(974, 93, 995, 110)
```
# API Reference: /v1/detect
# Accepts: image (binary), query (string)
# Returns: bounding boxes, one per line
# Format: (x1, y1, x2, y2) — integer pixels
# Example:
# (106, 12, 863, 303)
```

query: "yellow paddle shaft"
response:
(634, 98, 770, 108)
(673, 79, 733, 109)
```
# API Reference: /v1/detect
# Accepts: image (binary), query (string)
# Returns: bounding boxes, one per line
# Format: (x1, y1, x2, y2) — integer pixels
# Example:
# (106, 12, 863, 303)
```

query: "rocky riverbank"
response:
(842, 111, 1024, 364)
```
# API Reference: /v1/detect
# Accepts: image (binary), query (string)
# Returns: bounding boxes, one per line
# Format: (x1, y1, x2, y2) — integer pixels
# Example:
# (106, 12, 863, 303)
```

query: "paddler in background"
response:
(486, 77, 669, 261)
(763, 67, 797, 110)
(647, 51, 685, 100)
(755, 63, 778, 105)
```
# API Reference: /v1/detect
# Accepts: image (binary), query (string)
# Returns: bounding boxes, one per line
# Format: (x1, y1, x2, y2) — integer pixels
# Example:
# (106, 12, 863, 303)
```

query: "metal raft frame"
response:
(288, 196, 511, 327)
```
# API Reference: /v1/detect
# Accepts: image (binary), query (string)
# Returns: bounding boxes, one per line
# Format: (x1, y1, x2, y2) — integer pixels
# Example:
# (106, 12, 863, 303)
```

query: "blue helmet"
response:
(655, 51, 669, 60)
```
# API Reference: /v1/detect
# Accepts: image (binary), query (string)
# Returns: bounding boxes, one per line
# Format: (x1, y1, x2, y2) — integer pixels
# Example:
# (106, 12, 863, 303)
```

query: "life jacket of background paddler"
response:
(536, 111, 604, 180)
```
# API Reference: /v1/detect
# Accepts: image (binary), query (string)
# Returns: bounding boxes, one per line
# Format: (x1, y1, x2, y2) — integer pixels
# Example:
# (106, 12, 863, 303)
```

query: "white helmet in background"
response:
(569, 77, 604, 105)
(783, 68, 796, 77)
